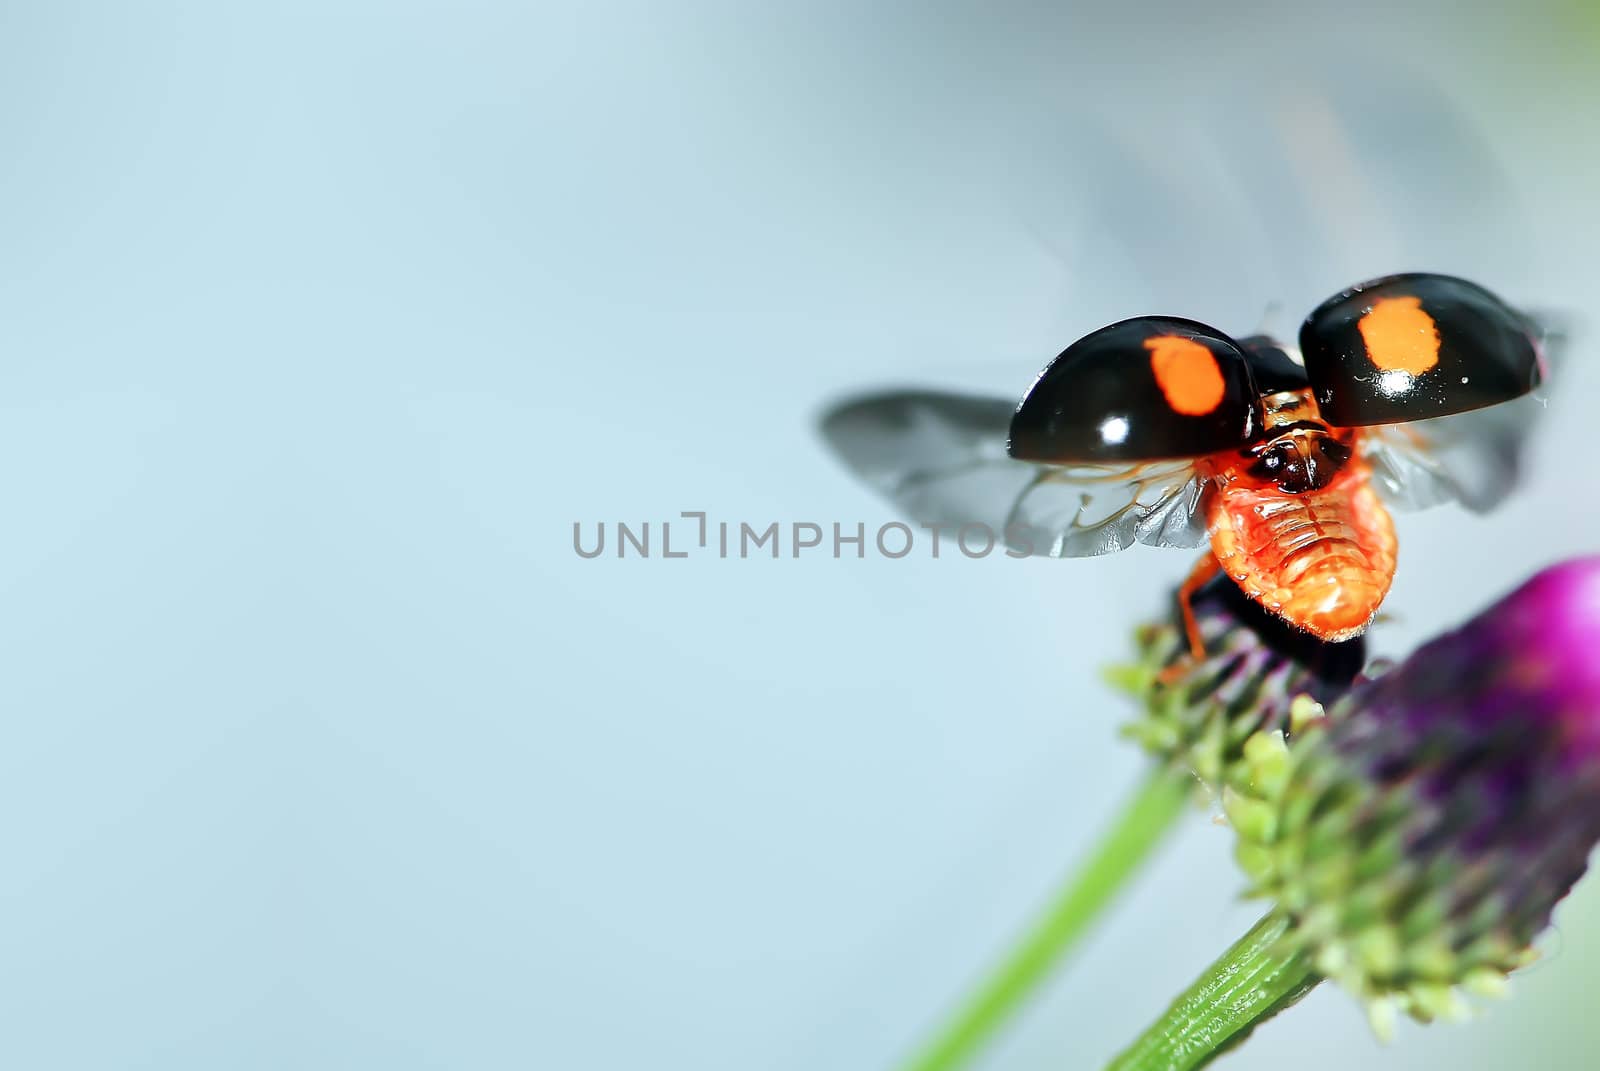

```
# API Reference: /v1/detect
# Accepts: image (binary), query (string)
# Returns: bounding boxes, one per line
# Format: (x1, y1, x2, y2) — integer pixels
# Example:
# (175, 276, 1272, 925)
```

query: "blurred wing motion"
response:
(819, 390, 1207, 557)
(1360, 314, 1565, 514)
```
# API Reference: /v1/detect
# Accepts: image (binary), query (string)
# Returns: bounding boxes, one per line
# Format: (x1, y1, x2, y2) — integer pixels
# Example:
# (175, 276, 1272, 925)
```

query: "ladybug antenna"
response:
(1255, 300, 1285, 339)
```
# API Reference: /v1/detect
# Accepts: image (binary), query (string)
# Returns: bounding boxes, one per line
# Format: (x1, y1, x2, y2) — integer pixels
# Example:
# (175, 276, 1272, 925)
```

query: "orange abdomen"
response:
(1207, 463, 1398, 641)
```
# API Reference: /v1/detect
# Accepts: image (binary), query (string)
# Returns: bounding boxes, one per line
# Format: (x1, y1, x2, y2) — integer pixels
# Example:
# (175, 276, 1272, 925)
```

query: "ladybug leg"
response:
(1177, 554, 1223, 661)
(1176, 554, 1223, 661)
(1156, 555, 1223, 684)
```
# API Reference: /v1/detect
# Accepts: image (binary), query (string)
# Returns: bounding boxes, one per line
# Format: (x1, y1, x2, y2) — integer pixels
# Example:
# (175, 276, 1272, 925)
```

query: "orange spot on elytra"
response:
(1145, 335, 1226, 416)
(1358, 296, 1440, 375)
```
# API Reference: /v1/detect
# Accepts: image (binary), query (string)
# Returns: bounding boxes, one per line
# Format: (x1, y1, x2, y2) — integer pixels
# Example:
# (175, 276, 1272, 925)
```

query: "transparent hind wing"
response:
(1006, 458, 1209, 556)
(1359, 399, 1536, 513)
(1360, 314, 1564, 514)
(818, 390, 1209, 557)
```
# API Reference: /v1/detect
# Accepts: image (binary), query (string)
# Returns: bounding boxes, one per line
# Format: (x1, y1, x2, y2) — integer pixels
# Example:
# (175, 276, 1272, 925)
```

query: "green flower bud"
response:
(1113, 573, 1366, 790)
(1231, 558, 1600, 1033)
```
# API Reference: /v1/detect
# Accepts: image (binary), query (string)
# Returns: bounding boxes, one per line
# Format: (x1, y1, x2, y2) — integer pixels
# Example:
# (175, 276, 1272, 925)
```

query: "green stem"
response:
(1103, 912, 1320, 1071)
(900, 770, 1192, 1071)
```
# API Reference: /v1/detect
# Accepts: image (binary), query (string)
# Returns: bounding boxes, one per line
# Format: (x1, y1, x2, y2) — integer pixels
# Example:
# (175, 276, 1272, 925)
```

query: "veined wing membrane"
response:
(819, 390, 1207, 557)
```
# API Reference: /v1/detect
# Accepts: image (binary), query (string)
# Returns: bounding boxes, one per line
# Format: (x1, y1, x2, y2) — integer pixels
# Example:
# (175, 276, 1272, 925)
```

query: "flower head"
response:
(1113, 571, 1367, 789)
(1230, 557, 1600, 1033)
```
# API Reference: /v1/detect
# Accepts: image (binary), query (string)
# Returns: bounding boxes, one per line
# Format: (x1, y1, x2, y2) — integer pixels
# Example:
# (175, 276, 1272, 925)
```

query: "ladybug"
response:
(823, 273, 1556, 657)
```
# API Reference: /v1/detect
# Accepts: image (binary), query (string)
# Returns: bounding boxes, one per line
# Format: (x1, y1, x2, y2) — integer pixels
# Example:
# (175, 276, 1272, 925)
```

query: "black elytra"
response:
(1299, 272, 1542, 428)
(1008, 317, 1259, 462)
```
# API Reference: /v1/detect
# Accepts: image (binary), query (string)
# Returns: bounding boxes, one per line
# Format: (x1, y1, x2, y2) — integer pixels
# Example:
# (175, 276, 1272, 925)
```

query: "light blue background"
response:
(2, 2, 1598, 1068)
